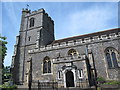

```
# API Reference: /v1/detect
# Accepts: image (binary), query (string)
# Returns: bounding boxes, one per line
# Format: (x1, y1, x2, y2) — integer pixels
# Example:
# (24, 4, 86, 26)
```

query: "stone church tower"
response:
(11, 8, 55, 84)
(12, 8, 120, 88)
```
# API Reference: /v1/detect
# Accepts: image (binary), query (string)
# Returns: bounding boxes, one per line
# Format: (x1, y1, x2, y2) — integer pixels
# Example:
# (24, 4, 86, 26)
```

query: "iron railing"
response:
(38, 81, 58, 90)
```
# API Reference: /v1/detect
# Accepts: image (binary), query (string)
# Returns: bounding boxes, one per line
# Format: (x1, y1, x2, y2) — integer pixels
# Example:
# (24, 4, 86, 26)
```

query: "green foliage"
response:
(3, 66, 11, 74)
(97, 77, 105, 81)
(0, 35, 8, 68)
(103, 80, 120, 85)
(97, 77, 105, 82)
(97, 77, 106, 84)
(97, 87, 100, 90)
(0, 82, 17, 89)
(97, 76, 120, 85)
(2, 66, 11, 84)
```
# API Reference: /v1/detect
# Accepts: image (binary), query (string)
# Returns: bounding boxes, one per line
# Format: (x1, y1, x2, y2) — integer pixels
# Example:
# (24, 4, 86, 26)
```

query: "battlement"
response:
(23, 8, 54, 22)
(28, 31, 120, 54)
(31, 8, 45, 14)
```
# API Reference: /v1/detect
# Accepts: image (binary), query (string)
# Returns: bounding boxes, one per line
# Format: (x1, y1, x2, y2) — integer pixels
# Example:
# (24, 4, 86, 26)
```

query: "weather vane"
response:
(26, 4, 29, 9)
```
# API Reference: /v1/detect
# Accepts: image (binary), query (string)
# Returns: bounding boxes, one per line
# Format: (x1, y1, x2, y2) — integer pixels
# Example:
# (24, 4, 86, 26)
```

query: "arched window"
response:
(78, 69, 83, 79)
(105, 47, 119, 68)
(43, 56, 51, 73)
(68, 49, 78, 56)
(30, 18, 34, 27)
(43, 60, 47, 73)
(58, 70, 62, 80)
(48, 61, 51, 73)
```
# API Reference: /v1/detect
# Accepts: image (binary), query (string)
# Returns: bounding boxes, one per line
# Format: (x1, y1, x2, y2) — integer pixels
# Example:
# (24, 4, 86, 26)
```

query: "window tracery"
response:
(43, 56, 51, 73)
(105, 47, 119, 68)
(30, 18, 34, 27)
(68, 49, 78, 56)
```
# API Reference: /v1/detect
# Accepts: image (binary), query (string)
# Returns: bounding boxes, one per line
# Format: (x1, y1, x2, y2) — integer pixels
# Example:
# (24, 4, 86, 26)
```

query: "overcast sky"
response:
(1, 2, 118, 66)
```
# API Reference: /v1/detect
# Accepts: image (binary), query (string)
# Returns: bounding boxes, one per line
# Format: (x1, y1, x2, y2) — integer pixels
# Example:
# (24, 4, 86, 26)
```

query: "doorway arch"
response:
(66, 71, 74, 87)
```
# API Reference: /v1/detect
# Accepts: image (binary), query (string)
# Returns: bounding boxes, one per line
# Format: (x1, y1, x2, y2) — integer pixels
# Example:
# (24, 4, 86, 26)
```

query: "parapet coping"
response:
(23, 8, 54, 22)
(28, 32, 120, 54)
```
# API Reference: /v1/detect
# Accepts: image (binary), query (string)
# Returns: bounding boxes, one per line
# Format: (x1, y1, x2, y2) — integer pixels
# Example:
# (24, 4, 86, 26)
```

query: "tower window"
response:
(30, 18, 34, 27)
(28, 36, 31, 41)
(43, 56, 51, 73)
(105, 47, 119, 68)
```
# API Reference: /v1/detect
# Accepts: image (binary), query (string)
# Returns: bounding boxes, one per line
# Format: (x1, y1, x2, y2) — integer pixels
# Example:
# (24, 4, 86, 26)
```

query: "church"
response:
(11, 8, 120, 88)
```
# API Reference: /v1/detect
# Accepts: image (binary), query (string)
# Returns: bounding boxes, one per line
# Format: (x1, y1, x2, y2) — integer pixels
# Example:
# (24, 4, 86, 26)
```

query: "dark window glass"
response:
(111, 52, 118, 68)
(106, 53, 112, 68)
(68, 49, 77, 56)
(58, 71, 61, 78)
(105, 48, 119, 68)
(48, 61, 51, 73)
(43, 57, 51, 74)
(28, 36, 31, 41)
(30, 18, 34, 27)
(79, 69, 83, 77)
(43, 61, 47, 73)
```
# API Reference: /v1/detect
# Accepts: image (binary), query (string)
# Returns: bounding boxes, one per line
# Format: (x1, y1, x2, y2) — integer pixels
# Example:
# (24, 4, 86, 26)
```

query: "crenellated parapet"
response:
(28, 31, 120, 54)
(24, 8, 45, 16)
(24, 8, 54, 23)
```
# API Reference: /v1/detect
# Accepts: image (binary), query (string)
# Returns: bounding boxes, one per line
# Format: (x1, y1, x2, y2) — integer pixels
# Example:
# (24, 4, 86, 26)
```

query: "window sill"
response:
(58, 78, 62, 81)
(42, 73, 53, 75)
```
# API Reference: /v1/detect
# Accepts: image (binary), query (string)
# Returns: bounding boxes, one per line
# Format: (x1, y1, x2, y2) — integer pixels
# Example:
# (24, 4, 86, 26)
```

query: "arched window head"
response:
(78, 69, 83, 79)
(58, 70, 62, 80)
(30, 18, 34, 27)
(105, 47, 119, 68)
(68, 49, 78, 56)
(43, 56, 51, 73)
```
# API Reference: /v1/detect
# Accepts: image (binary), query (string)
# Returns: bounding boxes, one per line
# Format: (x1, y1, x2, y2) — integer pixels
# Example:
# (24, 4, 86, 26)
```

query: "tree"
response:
(0, 35, 7, 68)
(3, 66, 12, 83)
(0, 35, 7, 84)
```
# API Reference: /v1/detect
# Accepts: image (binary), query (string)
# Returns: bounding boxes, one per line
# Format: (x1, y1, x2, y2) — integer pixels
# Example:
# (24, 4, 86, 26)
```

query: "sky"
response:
(1, 2, 118, 66)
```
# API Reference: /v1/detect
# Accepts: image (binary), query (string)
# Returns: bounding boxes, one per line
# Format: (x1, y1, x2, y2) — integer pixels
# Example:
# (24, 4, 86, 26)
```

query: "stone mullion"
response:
(46, 60, 48, 73)
(109, 50, 114, 67)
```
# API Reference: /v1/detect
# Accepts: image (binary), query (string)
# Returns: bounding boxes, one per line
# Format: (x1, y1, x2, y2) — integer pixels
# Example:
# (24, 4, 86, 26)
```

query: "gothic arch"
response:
(68, 49, 78, 56)
(43, 56, 51, 73)
(105, 47, 119, 68)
